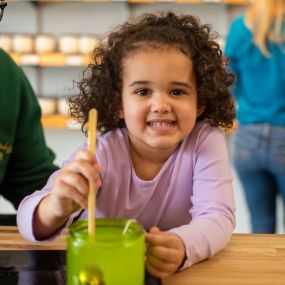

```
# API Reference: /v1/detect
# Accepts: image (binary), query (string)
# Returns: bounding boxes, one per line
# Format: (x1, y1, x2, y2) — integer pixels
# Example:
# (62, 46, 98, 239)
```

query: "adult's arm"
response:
(0, 49, 58, 208)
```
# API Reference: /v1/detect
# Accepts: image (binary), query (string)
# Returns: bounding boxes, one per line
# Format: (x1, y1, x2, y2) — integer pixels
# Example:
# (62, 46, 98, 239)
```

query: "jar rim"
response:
(68, 218, 144, 243)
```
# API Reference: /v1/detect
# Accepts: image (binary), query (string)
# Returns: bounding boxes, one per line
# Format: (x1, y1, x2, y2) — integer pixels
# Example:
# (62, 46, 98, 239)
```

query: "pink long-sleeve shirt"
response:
(17, 122, 235, 269)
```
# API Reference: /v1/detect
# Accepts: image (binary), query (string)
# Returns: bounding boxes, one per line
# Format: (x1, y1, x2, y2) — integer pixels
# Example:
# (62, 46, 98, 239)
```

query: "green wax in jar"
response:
(67, 219, 145, 285)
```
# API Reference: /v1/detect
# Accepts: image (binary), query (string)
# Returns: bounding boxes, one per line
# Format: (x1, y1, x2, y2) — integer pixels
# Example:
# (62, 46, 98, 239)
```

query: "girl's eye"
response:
(170, 89, 187, 96)
(135, 88, 151, 96)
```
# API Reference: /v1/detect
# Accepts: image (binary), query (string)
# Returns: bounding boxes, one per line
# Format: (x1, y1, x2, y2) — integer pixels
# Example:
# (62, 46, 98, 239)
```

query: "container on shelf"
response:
(38, 97, 57, 115)
(65, 54, 84, 66)
(21, 54, 40, 66)
(35, 35, 57, 53)
(39, 52, 65, 66)
(0, 34, 12, 52)
(12, 35, 34, 53)
(59, 35, 79, 54)
(78, 36, 100, 54)
(57, 97, 70, 115)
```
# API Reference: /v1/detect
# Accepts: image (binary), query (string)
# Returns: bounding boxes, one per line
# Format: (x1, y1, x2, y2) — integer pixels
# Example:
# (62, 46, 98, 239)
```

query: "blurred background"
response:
(0, 0, 283, 233)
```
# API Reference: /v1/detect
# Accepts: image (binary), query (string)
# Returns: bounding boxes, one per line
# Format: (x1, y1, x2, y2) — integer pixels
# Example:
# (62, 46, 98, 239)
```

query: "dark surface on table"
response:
(0, 250, 161, 285)
(0, 214, 17, 226)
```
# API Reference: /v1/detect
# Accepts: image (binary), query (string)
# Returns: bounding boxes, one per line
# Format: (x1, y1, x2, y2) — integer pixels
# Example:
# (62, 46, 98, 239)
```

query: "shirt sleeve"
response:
(0, 56, 58, 208)
(169, 128, 235, 270)
(17, 145, 87, 242)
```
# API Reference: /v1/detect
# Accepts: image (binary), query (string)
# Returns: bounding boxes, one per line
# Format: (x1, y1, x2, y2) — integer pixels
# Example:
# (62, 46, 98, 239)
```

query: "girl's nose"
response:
(150, 95, 171, 113)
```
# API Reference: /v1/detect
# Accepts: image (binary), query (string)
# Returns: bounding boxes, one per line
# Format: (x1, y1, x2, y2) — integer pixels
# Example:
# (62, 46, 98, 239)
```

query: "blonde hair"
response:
(246, 0, 285, 56)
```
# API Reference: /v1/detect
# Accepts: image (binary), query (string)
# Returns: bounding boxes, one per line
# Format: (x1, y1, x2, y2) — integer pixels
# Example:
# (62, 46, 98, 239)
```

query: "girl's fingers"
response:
(146, 245, 181, 278)
(65, 159, 102, 188)
(50, 180, 87, 215)
(145, 257, 173, 279)
(146, 250, 176, 272)
(54, 177, 88, 208)
(147, 245, 178, 264)
(145, 229, 186, 276)
(74, 149, 97, 162)
(59, 171, 89, 197)
(62, 184, 88, 209)
(146, 264, 169, 279)
(50, 149, 102, 217)
(145, 232, 180, 249)
(145, 229, 185, 255)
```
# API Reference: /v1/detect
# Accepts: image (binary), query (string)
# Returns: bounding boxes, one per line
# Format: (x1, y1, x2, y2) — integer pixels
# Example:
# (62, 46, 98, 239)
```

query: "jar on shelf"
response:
(59, 35, 79, 54)
(35, 35, 57, 54)
(0, 34, 12, 52)
(38, 97, 57, 115)
(12, 34, 34, 53)
(57, 97, 70, 115)
(78, 35, 101, 54)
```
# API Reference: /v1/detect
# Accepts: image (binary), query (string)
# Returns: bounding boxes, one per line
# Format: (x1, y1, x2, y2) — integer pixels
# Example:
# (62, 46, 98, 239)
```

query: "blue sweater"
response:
(224, 16, 285, 125)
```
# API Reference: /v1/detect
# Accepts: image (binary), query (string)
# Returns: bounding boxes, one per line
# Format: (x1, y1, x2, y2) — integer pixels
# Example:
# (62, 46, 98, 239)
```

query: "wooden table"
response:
(1, 227, 285, 285)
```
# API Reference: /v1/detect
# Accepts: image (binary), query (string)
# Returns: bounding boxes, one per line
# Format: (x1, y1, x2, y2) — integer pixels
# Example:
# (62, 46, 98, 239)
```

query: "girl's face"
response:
(121, 47, 202, 157)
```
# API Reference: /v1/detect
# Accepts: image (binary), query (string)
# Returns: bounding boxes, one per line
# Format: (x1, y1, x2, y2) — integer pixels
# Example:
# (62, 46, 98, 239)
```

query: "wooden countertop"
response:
(1, 227, 285, 285)
(163, 233, 285, 285)
(0, 226, 66, 250)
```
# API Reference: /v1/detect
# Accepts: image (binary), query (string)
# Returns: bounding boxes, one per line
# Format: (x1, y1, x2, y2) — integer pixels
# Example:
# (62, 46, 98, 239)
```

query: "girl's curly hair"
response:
(69, 12, 236, 134)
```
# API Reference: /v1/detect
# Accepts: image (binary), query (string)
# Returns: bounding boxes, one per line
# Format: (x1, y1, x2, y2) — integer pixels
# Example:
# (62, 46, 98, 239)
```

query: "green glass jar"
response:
(67, 218, 145, 285)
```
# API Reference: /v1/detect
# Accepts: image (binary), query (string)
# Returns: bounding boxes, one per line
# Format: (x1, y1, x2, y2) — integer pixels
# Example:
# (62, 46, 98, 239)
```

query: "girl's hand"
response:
(50, 149, 102, 218)
(145, 227, 186, 279)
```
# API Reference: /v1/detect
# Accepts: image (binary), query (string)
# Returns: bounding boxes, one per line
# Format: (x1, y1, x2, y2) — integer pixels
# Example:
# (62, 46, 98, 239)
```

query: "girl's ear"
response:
(196, 104, 206, 118)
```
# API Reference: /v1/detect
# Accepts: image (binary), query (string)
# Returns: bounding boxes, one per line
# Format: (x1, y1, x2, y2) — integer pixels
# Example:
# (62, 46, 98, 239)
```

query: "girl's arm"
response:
(17, 149, 101, 241)
(145, 125, 235, 278)
(168, 127, 235, 270)
(32, 194, 73, 240)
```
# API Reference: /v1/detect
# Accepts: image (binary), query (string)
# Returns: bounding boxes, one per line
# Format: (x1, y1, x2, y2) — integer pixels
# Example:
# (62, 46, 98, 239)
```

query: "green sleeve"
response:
(0, 49, 59, 209)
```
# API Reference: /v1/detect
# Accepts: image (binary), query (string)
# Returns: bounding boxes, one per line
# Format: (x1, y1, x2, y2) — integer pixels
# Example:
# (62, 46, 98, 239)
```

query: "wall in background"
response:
(3, 2, 283, 233)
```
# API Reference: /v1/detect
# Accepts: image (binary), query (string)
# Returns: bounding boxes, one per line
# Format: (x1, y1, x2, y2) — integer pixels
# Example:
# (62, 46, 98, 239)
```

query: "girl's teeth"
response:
(151, 122, 172, 127)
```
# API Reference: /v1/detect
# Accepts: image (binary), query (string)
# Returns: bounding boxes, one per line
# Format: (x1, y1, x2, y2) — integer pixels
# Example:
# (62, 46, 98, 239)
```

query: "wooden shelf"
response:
(125, 0, 249, 3)
(85, 0, 250, 3)
(175, 0, 249, 3)
(222, 0, 249, 4)
(99, 0, 249, 3)
(9, 52, 91, 67)
(10, 0, 250, 4)
(41, 114, 81, 130)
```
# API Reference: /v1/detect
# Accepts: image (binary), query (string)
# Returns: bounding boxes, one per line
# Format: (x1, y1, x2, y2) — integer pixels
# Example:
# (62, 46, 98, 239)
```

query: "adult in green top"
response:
(0, 48, 58, 221)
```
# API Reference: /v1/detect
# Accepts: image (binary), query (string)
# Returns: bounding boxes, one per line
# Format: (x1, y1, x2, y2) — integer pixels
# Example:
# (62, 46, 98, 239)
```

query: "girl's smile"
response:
(147, 119, 177, 134)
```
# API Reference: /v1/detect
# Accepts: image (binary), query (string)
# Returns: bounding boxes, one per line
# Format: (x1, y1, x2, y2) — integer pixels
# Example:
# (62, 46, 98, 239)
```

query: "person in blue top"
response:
(225, 0, 285, 233)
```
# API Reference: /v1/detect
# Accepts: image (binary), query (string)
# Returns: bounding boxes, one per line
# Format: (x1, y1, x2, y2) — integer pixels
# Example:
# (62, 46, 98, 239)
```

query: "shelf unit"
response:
(34, 0, 250, 4)
(9, 52, 91, 67)
(41, 114, 80, 129)
(2, 1, 247, 129)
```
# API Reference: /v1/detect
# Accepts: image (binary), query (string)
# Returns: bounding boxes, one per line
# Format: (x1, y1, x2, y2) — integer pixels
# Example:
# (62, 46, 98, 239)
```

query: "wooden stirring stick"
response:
(87, 108, 98, 237)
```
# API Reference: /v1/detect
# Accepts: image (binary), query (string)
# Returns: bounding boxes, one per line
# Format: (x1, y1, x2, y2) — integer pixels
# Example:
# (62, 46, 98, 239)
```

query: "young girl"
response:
(17, 12, 236, 278)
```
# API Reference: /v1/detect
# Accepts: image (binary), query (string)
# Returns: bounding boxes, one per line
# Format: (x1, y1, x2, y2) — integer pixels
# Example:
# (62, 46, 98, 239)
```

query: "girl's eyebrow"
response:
(128, 81, 192, 88)
(171, 81, 192, 88)
(128, 80, 150, 87)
